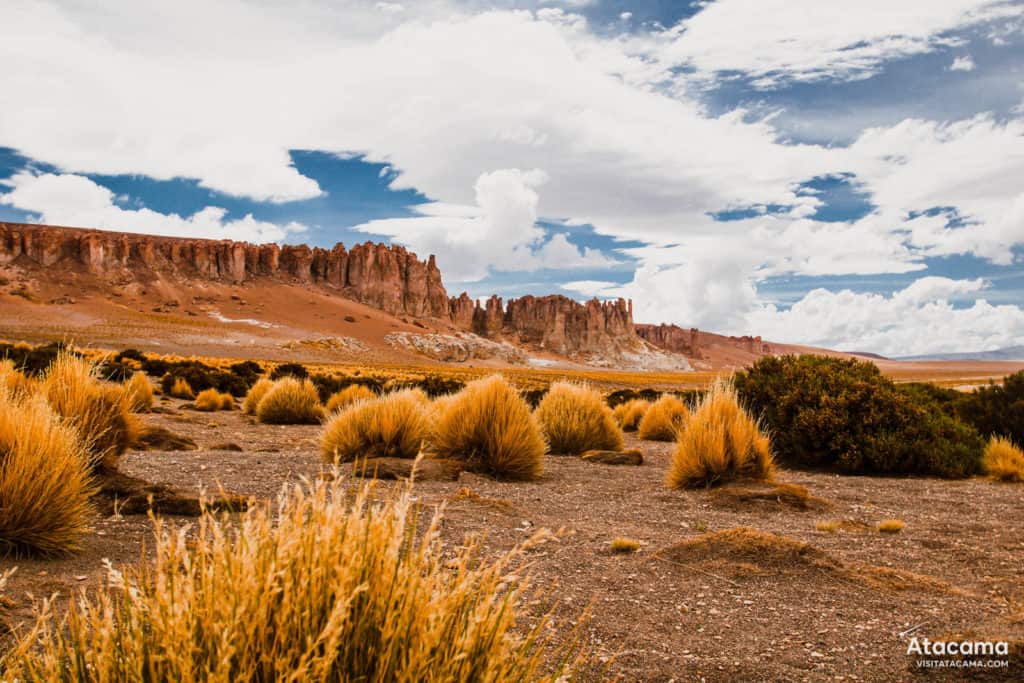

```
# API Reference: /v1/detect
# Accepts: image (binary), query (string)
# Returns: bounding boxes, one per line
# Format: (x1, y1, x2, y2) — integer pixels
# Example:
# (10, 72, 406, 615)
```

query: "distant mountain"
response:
(895, 346, 1024, 361)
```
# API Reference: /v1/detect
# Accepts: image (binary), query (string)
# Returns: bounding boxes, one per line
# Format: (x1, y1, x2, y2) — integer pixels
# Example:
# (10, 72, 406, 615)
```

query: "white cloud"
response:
(353, 168, 616, 281)
(746, 278, 1024, 356)
(0, 172, 304, 242)
(950, 54, 977, 70)
(653, 0, 1019, 88)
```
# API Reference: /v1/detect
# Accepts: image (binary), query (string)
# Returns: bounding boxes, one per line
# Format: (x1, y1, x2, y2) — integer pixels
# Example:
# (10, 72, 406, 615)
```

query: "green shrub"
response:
(605, 388, 660, 408)
(734, 355, 983, 478)
(269, 363, 309, 381)
(956, 371, 1024, 446)
(310, 374, 385, 403)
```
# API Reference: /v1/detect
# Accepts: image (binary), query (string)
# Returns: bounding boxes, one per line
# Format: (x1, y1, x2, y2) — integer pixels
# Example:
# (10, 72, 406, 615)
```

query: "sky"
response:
(1, 0, 1023, 356)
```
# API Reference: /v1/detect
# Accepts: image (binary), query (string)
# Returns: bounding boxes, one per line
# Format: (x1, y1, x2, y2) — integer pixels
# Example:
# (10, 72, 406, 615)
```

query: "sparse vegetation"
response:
(612, 398, 650, 432)
(269, 362, 309, 381)
(982, 435, 1024, 482)
(194, 388, 235, 412)
(41, 352, 140, 471)
(637, 394, 689, 441)
(0, 391, 95, 556)
(2, 477, 580, 681)
(666, 381, 774, 489)
(325, 385, 377, 412)
(256, 378, 324, 425)
(534, 381, 623, 455)
(735, 355, 984, 478)
(242, 378, 274, 415)
(320, 389, 431, 462)
(122, 371, 154, 412)
(431, 375, 546, 480)
(168, 376, 195, 399)
(878, 519, 905, 534)
(610, 537, 641, 553)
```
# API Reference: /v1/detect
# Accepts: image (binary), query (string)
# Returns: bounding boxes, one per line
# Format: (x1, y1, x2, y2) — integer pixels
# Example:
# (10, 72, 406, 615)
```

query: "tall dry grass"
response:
(983, 435, 1024, 482)
(325, 385, 376, 413)
(194, 388, 234, 412)
(612, 398, 650, 432)
(320, 389, 430, 462)
(637, 394, 689, 441)
(41, 352, 140, 472)
(168, 377, 195, 399)
(256, 378, 324, 425)
(431, 376, 546, 480)
(0, 360, 35, 398)
(0, 390, 95, 556)
(122, 371, 154, 412)
(667, 382, 774, 489)
(242, 377, 274, 415)
(534, 382, 623, 455)
(2, 476, 582, 681)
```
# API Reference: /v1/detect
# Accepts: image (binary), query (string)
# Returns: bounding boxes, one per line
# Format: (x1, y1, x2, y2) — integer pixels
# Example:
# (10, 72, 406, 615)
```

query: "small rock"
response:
(581, 449, 643, 466)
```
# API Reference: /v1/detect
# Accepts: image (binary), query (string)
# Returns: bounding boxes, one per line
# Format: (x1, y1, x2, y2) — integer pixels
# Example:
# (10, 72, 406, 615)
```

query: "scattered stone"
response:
(96, 471, 248, 516)
(353, 457, 462, 482)
(581, 449, 644, 465)
(209, 442, 243, 452)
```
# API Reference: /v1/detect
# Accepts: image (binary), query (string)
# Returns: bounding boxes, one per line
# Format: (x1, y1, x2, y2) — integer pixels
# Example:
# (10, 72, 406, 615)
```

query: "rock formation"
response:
(0, 222, 449, 319)
(635, 323, 771, 359)
(446, 292, 640, 357)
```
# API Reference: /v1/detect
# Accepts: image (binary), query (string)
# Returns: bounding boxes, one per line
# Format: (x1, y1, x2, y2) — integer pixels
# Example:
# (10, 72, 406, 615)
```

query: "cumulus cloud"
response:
(654, 0, 1019, 87)
(746, 278, 1024, 356)
(353, 169, 616, 281)
(950, 54, 977, 70)
(0, 172, 304, 242)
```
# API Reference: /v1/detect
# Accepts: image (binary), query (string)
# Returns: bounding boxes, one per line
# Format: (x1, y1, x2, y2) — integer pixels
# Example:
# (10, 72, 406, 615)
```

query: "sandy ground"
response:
(2, 396, 1022, 682)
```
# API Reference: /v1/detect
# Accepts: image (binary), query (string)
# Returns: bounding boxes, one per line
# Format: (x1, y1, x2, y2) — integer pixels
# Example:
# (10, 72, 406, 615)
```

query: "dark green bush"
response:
(605, 388, 660, 407)
(270, 363, 308, 381)
(520, 387, 549, 409)
(158, 360, 254, 397)
(0, 341, 72, 376)
(734, 355, 983, 478)
(388, 375, 466, 398)
(309, 373, 384, 403)
(956, 371, 1024, 445)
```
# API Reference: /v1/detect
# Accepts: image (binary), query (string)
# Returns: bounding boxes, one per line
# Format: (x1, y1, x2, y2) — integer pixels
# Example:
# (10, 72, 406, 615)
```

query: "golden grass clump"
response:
(325, 385, 377, 413)
(122, 371, 154, 412)
(256, 378, 324, 425)
(2, 476, 580, 681)
(612, 398, 650, 432)
(666, 381, 774, 489)
(320, 389, 431, 462)
(41, 352, 140, 472)
(877, 519, 905, 534)
(534, 381, 623, 455)
(610, 537, 641, 553)
(0, 390, 95, 556)
(982, 435, 1024, 482)
(194, 388, 234, 412)
(431, 375, 546, 480)
(169, 377, 195, 399)
(637, 394, 689, 441)
(0, 360, 35, 398)
(241, 378, 274, 415)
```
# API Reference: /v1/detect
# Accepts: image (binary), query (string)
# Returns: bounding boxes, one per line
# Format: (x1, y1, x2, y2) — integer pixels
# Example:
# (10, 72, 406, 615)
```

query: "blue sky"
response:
(2, 0, 1024, 355)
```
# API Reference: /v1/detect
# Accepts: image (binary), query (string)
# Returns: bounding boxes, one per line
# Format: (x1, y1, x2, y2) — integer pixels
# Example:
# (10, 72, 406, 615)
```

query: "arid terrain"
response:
(3, 392, 1022, 682)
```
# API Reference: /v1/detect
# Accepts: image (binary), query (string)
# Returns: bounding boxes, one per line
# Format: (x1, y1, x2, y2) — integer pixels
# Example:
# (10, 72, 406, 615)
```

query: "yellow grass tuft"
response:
(325, 385, 377, 413)
(534, 382, 623, 455)
(816, 520, 840, 533)
(610, 537, 641, 553)
(256, 378, 324, 425)
(169, 377, 195, 399)
(0, 360, 36, 398)
(0, 390, 95, 556)
(877, 519, 905, 534)
(2, 476, 583, 680)
(982, 435, 1024, 483)
(320, 389, 430, 462)
(241, 378, 274, 415)
(637, 394, 689, 441)
(666, 381, 774, 489)
(41, 352, 140, 472)
(194, 388, 234, 412)
(612, 398, 650, 432)
(122, 371, 154, 412)
(431, 375, 546, 480)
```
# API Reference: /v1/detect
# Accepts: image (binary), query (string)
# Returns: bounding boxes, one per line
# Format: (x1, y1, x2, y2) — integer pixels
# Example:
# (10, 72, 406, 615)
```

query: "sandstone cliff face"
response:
(0, 223, 449, 319)
(635, 323, 771, 359)
(446, 292, 640, 357)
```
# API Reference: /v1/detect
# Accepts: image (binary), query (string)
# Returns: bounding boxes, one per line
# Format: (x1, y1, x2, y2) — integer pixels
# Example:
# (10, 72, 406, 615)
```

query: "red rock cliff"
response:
(635, 322, 771, 359)
(447, 292, 640, 357)
(0, 222, 449, 318)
